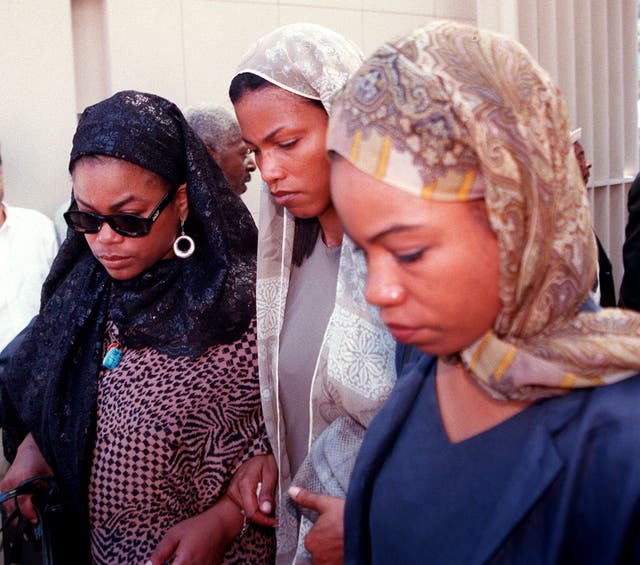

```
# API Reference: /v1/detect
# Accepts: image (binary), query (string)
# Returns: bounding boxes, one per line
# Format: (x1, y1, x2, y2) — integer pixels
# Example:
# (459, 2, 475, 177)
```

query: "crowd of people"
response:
(0, 18, 639, 565)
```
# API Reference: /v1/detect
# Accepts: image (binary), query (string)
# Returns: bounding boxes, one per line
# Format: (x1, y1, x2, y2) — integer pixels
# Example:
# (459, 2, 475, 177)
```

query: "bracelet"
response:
(237, 509, 250, 541)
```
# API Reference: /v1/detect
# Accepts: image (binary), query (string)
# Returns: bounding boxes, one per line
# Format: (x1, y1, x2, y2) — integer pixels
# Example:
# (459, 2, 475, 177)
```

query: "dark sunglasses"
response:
(64, 185, 178, 238)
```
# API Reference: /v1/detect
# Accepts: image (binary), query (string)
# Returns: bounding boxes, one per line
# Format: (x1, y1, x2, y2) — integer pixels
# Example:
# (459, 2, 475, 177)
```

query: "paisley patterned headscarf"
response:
(327, 21, 640, 400)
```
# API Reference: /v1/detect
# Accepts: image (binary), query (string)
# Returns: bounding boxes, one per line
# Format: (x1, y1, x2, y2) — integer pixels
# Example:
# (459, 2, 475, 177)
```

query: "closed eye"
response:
(396, 248, 425, 263)
(279, 139, 298, 149)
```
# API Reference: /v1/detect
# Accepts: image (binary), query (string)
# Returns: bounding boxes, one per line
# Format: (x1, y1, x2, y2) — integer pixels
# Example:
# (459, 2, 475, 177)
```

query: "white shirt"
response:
(0, 204, 59, 351)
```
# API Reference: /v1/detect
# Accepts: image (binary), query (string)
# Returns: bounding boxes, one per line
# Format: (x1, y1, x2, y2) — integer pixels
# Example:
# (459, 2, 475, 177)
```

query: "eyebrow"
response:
(369, 223, 425, 243)
(74, 193, 138, 211)
(243, 125, 288, 146)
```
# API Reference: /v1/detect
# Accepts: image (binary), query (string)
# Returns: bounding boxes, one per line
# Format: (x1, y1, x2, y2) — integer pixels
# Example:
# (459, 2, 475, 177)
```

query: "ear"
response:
(175, 183, 189, 222)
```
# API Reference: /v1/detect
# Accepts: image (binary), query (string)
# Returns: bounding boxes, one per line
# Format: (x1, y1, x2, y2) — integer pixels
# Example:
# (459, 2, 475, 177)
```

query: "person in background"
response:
(570, 127, 616, 307)
(0, 149, 58, 352)
(326, 21, 640, 563)
(227, 23, 396, 563)
(184, 105, 256, 196)
(619, 171, 640, 310)
(0, 91, 274, 564)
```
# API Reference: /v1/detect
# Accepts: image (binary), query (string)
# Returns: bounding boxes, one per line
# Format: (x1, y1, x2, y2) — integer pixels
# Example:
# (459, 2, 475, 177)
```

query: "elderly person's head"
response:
(184, 105, 255, 195)
(569, 128, 592, 185)
(328, 21, 640, 400)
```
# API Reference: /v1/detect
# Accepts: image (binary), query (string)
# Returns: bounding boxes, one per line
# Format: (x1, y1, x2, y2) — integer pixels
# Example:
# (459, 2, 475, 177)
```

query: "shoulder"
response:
(582, 373, 640, 420)
(561, 375, 640, 467)
(5, 206, 57, 242)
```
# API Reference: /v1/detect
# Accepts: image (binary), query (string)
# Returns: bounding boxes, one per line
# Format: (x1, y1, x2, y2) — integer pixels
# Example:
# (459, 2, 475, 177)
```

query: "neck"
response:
(317, 205, 343, 248)
(435, 358, 531, 443)
(0, 203, 6, 228)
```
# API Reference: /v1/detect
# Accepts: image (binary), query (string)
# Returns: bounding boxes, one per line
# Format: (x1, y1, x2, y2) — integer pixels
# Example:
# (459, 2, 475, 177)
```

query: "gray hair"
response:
(183, 105, 242, 153)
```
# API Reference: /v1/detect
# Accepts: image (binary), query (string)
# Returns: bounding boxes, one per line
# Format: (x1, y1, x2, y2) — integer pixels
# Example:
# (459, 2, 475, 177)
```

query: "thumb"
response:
(288, 485, 326, 513)
(145, 531, 178, 565)
(257, 481, 274, 515)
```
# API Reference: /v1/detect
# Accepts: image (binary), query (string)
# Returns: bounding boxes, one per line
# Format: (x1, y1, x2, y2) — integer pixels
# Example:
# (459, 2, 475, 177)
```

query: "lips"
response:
(99, 255, 131, 269)
(384, 323, 419, 344)
(270, 190, 298, 207)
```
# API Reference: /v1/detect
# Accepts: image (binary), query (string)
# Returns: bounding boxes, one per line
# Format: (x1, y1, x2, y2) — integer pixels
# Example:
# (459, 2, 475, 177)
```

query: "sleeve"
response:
(619, 174, 640, 310)
(0, 319, 35, 459)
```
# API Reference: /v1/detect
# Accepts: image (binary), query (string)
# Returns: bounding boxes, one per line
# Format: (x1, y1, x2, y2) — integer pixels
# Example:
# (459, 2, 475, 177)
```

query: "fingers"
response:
(288, 486, 326, 513)
(145, 531, 178, 565)
(16, 495, 38, 524)
(228, 454, 278, 526)
(235, 483, 278, 527)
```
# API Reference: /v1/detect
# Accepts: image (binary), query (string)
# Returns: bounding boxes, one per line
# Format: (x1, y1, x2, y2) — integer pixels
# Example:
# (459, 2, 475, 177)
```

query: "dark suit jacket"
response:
(619, 173, 640, 310)
(346, 347, 640, 564)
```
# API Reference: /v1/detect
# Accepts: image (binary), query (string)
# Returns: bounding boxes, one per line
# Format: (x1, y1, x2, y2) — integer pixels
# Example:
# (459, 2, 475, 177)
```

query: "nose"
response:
(257, 151, 284, 185)
(364, 259, 406, 307)
(245, 154, 256, 172)
(95, 221, 124, 243)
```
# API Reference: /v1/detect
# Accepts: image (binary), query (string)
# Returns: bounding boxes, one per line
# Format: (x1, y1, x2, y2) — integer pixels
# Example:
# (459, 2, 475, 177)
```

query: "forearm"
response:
(203, 494, 246, 548)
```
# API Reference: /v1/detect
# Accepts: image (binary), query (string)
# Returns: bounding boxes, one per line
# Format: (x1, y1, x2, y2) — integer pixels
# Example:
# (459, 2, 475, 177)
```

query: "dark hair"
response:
(229, 72, 325, 112)
(230, 72, 327, 265)
(293, 217, 321, 266)
(229, 73, 272, 104)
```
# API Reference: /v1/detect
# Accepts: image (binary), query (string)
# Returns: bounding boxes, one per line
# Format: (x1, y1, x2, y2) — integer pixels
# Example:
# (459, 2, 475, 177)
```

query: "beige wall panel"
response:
(277, 5, 363, 47)
(0, 0, 77, 217)
(435, 0, 476, 19)
(73, 0, 111, 113)
(286, 0, 363, 9)
(361, 12, 442, 56)
(181, 1, 279, 108)
(105, 0, 187, 107)
(363, 0, 436, 14)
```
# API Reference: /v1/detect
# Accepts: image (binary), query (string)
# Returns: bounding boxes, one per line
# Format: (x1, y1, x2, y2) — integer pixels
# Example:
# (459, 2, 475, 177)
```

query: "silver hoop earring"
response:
(173, 221, 195, 259)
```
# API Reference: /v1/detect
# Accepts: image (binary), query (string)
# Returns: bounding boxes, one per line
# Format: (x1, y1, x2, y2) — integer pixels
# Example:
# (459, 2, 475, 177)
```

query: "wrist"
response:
(209, 495, 248, 546)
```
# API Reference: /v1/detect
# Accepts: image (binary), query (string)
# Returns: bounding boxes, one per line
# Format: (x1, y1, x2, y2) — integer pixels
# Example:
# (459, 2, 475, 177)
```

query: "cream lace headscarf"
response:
(233, 23, 396, 562)
(235, 22, 363, 113)
(327, 20, 640, 400)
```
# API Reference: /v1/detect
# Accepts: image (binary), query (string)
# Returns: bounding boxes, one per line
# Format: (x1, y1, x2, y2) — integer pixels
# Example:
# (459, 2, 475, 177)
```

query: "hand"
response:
(288, 486, 345, 565)
(0, 433, 53, 525)
(145, 495, 243, 565)
(227, 454, 278, 527)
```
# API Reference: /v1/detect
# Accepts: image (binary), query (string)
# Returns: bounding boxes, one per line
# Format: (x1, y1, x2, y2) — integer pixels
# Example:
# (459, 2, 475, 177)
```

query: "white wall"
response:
(99, 0, 476, 219)
(1, 0, 637, 291)
(0, 0, 77, 217)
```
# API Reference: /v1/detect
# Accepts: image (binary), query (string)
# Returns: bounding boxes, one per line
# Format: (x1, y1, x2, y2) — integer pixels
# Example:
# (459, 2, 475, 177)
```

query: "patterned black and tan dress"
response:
(88, 319, 275, 564)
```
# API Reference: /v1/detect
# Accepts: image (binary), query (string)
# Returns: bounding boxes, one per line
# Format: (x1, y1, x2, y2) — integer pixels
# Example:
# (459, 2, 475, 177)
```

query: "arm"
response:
(146, 494, 245, 565)
(227, 453, 278, 527)
(0, 433, 54, 524)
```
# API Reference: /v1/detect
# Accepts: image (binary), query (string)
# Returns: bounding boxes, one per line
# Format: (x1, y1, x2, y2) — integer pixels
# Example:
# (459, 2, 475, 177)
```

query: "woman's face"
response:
(233, 86, 331, 218)
(71, 157, 187, 280)
(331, 157, 502, 356)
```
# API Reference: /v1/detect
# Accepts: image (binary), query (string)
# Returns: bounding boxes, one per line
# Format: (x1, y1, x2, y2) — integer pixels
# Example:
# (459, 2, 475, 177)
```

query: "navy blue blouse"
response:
(345, 347, 640, 564)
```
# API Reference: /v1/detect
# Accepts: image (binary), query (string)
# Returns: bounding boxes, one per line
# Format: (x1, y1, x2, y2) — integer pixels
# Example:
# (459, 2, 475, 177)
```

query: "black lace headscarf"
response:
(0, 91, 257, 544)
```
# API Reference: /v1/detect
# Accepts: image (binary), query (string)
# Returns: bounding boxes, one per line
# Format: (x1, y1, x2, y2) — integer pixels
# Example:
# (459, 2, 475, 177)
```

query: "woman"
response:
(327, 21, 640, 564)
(0, 90, 275, 564)
(227, 23, 396, 563)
